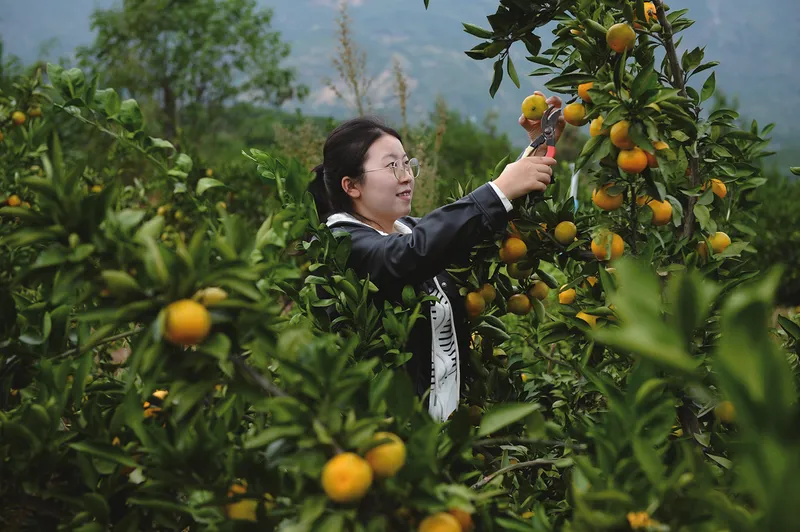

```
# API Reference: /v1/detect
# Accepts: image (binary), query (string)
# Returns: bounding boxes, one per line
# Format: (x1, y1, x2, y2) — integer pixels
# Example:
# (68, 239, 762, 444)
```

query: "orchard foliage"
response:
(1, 1, 799, 531)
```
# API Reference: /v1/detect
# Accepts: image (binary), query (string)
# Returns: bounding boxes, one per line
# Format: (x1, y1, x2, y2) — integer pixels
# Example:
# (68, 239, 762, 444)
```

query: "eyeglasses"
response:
(363, 157, 420, 181)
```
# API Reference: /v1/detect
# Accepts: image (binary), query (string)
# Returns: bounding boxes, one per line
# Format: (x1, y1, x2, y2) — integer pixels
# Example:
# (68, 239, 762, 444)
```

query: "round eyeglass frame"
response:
(363, 157, 420, 181)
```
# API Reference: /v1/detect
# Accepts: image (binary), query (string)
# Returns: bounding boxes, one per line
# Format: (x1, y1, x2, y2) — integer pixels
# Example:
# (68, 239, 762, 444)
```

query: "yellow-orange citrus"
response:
(28, 107, 43, 118)
(7, 194, 21, 207)
(321, 452, 373, 503)
(696, 241, 709, 260)
(507, 294, 532, 315)
(365, 432, 406, 478)
(152, 389, 168, 400)
(618, 147, 649, 174)
(521, 511, 535, 519)
(653, 140, 669, 151)
(644, 2, 657, 23)
(587, 276, 598, 287)
(507, 263, 533, 280)
(521, 373, 529, 383)
(479, 283, 496, 304)
(645, 150, 658, 168)
(554, 221, 577, 245)
(528, 281, 550, 301)
(591, 232, 624, 261)
(709, 178, 727, 198)
(521, 94, 548, 120)
(225, 499, 259, 522)
(715, 400, 736, 423)
(709, 232, 731, 253)
(195, 286, 229, 307)
(592, 184, 623, 211)
(563, 103, 588, 126)
(606, 23, 636, 53)
(206, 168, 214, 177)
(590, 116, 607, 137)
(558, 286, 577, 305)
(164, 299, 212, 346)
(576, 311, 598, 327)
(499, 237, 527, 264)
(11, 111, 26, 126)
(419, 512, 462, 532)
(448, 508, 475, 531)
(465, 292, 486, 319)
(647, 199, 673, 226)
(91, 184, 103, 193)
(577, 82, 594, 103)
(609, 120, 635, 149)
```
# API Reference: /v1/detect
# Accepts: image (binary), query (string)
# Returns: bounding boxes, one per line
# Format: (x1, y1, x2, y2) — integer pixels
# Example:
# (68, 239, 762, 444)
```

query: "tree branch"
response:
(470, 458, 560, 490)
(54, 327, 144, 360)
(472, 437, 586, 451)
(651, 0, 700, 241)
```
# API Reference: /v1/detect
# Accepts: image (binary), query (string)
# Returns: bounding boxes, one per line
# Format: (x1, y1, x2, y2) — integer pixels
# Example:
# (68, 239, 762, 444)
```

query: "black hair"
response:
(309, 117, 402, 220)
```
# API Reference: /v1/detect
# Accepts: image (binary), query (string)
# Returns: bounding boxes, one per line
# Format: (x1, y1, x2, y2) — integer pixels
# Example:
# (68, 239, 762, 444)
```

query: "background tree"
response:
(77, 0, 308, 141)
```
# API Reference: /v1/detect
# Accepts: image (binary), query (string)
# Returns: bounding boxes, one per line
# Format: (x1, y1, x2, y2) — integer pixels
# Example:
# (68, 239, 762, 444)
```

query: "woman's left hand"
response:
(518, 91, 566, 148)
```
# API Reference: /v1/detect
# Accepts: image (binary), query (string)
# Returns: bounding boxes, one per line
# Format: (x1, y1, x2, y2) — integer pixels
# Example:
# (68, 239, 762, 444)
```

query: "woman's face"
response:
(344, 134, 415, 230)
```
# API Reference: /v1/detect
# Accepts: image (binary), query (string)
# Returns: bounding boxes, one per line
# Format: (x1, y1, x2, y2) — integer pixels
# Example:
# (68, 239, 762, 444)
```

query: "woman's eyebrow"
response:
(382, 152, 408, 162)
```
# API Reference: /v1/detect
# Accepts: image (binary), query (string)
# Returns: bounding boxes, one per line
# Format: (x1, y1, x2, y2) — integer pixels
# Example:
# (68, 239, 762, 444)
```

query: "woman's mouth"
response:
(397, 191, 412, 200)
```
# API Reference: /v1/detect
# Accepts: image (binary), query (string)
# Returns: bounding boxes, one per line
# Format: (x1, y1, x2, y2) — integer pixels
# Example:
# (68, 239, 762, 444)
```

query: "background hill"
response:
(2, 0, 798, 170)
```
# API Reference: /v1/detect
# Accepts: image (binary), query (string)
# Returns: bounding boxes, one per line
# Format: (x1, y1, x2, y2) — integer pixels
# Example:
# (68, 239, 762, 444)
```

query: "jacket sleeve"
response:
(344, 183, 510, 288)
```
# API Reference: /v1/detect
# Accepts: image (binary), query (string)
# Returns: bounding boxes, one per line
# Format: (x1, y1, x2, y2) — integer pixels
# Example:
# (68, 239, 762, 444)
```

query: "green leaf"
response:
(790, 167, 800, 176)
(243, 425, 305, 449)
(778, 315, 800, 341)
(68, 441, 138, 467)
(196, 177, 225, 196)
(506, 56, 520, 89)
(478, 403, 541, 437)
(119, 99, 144, 131)
(462, 23, 493, 38)
(489, 59, 503, 98)
(82, 493, 110, 523)
(94, 88, 121, 116)
(148, 137, 175, 152)
(175, 153, 193, 173)
(701, 72, 716, 102)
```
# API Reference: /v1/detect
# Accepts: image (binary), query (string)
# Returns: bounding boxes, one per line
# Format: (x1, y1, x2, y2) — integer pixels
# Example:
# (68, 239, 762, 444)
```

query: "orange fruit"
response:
(499, 237, 527, 264)
(558, 286, 576, 305)
(647, 199, 672, 226)
(710, 178, 727, 198)
(507, 263, 533, 280)
(465, 292, 486, 319)
(151, 389, 168, 400)
(224, 499, 259, 522)
(606, 23, 636, 53)
(577, 82, 594, 103)
(653, 140, 669, 151)
(645, 150, 658, 168)
(643, 2, 657, 23)
(321, 452, 373, 503)
(28, 107, 43, 118)
(696, 241, 709, 260)
(528, 281, 550, 301)
(479, 283, 496, 304)
(576, 311, 598, 327)
(7, 194, 21, 207)
(91, 184, 103, 193)
(709, 232, 731, 253)
(591, 184, 623, 211)
(0, 131, 4, 142)
(589, 116, 607, 137)
(636, 195, 651, 207)
(521, 94, 548, 120)
(591, 232, 624, 261)
(206, 168, 214, 177)
(448, 508, 475, 531)
(11, 111, 26, 126)
(535, 222, 548, 240)
(194, 287, 229, 307)
(521, 511, 535, 519)
(609, 120, 635, 149)
(163, 299, 212, 345)
(618, 147, 649, 174)
(507, 294, 532, 316)
(563, 103, 588, 126)
(365, 432, 406, 478)
(715, 401, 736, 423)
(554, 221, 577, 245)
(419, 512, 462, 532)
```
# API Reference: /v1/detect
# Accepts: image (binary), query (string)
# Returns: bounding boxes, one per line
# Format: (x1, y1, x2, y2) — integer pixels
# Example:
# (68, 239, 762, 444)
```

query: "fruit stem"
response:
(651, 0, 701, 240)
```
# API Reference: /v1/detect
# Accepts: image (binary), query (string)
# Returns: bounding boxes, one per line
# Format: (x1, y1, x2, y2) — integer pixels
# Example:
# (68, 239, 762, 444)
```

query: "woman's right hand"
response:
(492, 156, 557, 201)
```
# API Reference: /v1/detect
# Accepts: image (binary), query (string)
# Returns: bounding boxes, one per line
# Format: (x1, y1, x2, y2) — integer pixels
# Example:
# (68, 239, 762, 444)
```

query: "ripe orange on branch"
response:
(647, 199, 673, 226)
(507, 294, 532, 315)
(528, 281, 549, 301)
(163, 299, 212, 345)
(321, 452, 373, 503)
(590, 116, 607, 137)
(591, 231, 625, 261)
(618, 147, 649, 174)
(465, 292, 486, 319)
(554, 221, 577, 245)
(499, 236, 527, 264)
(606, 23, 636, 53)
(365, 432, 406, 478)
(563, 103, 588, 126)
(592, 184, 623, 211)
(418, 512, 462, 532)
(577, 82, 594, 103)
(610, 120, 635, 149)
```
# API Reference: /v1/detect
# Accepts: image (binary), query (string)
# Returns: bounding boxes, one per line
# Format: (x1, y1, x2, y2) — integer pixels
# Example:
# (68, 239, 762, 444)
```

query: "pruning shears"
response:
(521, 105, 561, 159)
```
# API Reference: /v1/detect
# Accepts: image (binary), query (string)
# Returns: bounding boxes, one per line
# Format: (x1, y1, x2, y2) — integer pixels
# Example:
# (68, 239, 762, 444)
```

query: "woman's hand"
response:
(519, 91, 566, 155)
(492, 156, 557, 201)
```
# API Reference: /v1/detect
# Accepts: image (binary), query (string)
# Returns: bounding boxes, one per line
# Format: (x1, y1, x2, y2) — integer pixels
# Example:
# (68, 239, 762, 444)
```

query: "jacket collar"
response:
(326, 212, 412, 235)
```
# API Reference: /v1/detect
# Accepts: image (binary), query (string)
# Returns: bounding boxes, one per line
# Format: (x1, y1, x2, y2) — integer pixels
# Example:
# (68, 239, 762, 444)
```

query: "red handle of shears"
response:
(545, 145, 556, 158)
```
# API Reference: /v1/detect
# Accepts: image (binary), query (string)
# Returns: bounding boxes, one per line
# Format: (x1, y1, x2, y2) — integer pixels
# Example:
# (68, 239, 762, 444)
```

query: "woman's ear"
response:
(341, 176, 362, 199)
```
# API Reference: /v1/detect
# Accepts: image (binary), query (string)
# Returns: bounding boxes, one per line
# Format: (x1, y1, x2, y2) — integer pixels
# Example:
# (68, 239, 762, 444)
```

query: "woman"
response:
(309, 93, 565, 422)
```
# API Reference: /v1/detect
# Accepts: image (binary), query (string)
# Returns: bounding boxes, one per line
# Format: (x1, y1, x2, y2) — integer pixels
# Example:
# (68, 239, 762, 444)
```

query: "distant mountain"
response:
(2, 0, 798, 169)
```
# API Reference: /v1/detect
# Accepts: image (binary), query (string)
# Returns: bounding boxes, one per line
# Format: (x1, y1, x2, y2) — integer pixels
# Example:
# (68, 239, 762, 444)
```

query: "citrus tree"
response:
(1, 1, 799, 531)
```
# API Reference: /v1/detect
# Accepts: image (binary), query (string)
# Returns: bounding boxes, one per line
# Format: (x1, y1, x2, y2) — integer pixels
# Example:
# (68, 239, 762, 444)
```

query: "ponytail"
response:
(308, 164, 331, 220)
